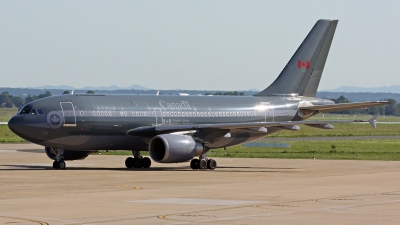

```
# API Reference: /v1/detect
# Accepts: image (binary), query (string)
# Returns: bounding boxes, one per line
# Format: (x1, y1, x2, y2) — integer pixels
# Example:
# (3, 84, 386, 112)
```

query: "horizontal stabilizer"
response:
(368, 115, 378, 129)
(299, 101, 389, 113)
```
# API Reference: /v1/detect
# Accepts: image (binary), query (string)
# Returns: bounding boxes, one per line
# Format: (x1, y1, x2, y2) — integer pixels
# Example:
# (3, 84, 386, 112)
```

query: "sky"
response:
(0, 0, 399, 91)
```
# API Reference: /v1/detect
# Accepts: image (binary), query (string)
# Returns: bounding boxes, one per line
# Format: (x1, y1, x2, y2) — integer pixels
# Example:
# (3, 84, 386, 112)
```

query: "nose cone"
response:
(8, 116, 21, 135)
(8, 115, 45, 143)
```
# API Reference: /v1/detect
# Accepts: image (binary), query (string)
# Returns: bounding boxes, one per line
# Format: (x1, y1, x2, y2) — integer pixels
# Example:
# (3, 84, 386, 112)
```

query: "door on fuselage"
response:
(260, 102, 274, 122)
(60, 102, 76, 127)
(154, 108, 163, 126)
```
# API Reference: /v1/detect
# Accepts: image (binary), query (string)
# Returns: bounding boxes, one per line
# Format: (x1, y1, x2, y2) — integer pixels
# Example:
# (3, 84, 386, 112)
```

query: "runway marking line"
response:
(62, 190, 400, 224)
(161, 190, 400, 225)
(0, 215, 49, 225)
(165, 198, 400, 225)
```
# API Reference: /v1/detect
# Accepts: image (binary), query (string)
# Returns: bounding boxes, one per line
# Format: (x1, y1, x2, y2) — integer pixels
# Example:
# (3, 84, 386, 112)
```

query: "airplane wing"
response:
(299, 101, 389, 113)
(126, 116, 379, 137)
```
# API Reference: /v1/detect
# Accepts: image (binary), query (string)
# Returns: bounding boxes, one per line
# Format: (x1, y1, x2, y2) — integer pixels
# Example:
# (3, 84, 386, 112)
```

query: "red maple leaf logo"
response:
(298, 60, 310, 69)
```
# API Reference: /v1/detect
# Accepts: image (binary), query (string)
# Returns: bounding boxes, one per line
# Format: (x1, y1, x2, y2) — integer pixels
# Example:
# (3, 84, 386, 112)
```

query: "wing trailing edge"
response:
(299, 101, 390, 113)
(126, 117, 380, 137)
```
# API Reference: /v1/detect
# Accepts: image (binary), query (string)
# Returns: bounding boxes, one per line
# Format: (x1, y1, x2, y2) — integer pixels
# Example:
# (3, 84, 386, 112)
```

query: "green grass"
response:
(0, 125, 27, 143)
(0, 108, 17, 122)
(206, 139, 400, 160)
(309, 114, 400, 122)
(99, 151, 149, 156)
(99, 139, 400, 160)
(269, 123, 400, 138)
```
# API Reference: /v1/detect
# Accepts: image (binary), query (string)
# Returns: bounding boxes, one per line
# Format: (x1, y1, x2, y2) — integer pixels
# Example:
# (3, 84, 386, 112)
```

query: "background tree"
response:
(38, 91, 51, 99)
(25, 94, 37, 104)
(384, 98, 398, 115)
(10, 96, 24, 108)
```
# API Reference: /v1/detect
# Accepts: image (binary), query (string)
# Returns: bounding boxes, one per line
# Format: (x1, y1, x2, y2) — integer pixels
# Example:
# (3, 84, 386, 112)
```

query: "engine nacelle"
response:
(45, 147, 94, 161)
(149, 134, 205, 163)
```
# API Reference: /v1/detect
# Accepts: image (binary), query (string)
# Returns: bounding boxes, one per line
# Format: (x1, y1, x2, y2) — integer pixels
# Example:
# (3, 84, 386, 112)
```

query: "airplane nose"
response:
(8, 115, 30, 136)
(8, 116, 19, 133)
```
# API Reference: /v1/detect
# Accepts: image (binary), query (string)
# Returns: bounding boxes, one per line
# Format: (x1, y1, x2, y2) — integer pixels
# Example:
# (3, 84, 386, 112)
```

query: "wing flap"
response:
(126, 116, 379, 136)
(299, 101, 389, 113)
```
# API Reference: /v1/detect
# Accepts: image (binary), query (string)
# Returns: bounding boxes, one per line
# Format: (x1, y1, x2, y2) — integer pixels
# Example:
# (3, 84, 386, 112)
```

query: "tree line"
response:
(329, 95, 399, 115)
(0, 91, 52, 108)
(204, 91, 245, 96)
(0, 90, 95, 108)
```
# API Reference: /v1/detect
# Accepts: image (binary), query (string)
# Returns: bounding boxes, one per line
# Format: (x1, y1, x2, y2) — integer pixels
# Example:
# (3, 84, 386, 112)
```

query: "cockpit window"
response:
(19, 105, 32, 114)
(18, 105, 45, 115)
(36, 109, 45, 115)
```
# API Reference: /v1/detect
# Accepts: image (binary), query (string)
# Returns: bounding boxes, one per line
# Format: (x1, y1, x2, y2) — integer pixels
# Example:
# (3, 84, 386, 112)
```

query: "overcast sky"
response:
(1, 0, 399, 91)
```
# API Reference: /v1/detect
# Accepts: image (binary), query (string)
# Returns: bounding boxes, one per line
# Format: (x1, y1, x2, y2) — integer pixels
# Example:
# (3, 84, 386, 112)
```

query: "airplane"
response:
(8, 19, 389, 170)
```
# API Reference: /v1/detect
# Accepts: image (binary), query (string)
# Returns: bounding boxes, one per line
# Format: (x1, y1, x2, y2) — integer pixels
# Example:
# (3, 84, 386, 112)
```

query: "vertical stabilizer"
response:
(254, 20, 338, 97)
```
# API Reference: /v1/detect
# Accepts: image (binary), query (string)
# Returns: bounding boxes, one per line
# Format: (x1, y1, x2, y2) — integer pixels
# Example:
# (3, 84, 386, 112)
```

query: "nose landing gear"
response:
(51, 148, 66, 170)
(53, 160, 66, 169)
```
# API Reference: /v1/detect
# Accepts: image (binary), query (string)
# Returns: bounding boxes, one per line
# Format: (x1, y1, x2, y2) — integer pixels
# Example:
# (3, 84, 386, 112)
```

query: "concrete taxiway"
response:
(1, 143, 400, 225)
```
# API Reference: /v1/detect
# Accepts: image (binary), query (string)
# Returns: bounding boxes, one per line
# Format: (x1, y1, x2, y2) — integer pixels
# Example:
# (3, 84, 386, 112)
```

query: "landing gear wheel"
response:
(199, 159, 208, 169)
(190, 159, 199, 169)
(125, 157, 133, 168)
(132, 158, 142, 168)
(142, 157, 151, 168)
(53, 160, 59, 169)
(57, 160, 66, 170)
(207, 159, 217, 170)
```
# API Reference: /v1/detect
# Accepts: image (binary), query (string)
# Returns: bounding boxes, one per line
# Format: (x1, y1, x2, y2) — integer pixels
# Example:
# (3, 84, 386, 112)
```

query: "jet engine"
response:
(149, 134, 205, 163)
(45, 147, 95, 161)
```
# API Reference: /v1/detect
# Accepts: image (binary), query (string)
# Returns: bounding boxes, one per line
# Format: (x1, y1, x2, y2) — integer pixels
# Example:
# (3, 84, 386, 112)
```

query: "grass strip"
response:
(99, 139, 400, 161)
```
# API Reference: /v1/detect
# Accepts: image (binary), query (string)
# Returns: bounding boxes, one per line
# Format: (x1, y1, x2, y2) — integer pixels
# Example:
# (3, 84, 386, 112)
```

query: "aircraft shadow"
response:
(0, 164, 298, 173)
(16, 149, 44, 153)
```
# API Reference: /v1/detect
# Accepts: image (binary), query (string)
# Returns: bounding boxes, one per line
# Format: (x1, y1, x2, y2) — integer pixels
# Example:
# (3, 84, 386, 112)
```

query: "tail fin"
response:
(254, 19, 338, 97)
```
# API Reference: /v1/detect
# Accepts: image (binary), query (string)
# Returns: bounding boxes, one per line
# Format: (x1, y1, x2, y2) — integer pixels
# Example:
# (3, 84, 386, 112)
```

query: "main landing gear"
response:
(125, 150, 151, 169)
(51, 148, 66, 170)
(190, 157, 217, 170)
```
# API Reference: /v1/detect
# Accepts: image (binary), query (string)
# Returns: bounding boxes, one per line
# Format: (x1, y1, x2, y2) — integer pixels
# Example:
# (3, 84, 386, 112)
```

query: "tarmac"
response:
(1, 143, 400, 225)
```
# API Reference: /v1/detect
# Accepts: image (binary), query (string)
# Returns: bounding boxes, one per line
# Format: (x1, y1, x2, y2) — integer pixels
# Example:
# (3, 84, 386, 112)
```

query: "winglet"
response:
(368, 115, 379, 129)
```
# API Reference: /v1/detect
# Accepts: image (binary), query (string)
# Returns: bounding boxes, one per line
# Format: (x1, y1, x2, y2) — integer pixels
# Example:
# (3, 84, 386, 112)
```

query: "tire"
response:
(207, 159, 217, 170)
(142, 157, 151, 168)
(53, 160, 59, 169)
(58, 160, 66, 170)
(199, 159, 207, 169)
(190, 159, 199, 169)
(125, 157, 133, 168)
(132, 158, 142, 168)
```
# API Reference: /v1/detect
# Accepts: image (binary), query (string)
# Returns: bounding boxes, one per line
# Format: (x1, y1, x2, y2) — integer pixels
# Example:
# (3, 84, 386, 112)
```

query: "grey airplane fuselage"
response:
(9, 94, 333, 151)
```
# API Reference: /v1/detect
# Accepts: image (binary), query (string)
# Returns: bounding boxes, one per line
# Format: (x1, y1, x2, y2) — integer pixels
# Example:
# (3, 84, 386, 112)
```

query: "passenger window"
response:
(37, 109, 45, 115)
(30, 109, 38, 115)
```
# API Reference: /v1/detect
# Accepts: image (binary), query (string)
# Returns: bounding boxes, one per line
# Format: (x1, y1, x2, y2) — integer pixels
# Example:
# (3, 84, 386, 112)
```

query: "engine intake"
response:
(149, 134, 205, 163)
(45, 147, 94, 161)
